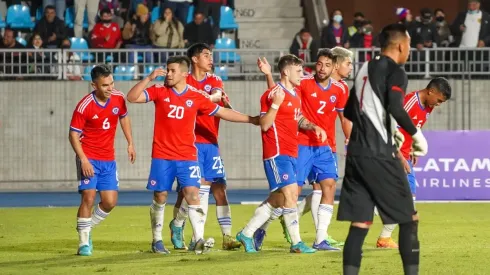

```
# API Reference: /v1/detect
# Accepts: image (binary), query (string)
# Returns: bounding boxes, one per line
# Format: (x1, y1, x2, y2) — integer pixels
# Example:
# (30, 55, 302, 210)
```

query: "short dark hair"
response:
(299, 28, 309, 34)
(378, 23, 408, 50)
(91, 64, 112, 81)
(317, 48, 334, 61)
(278, 54, 303, 73)
(45, 5, 55, 11)
(100, 8, 112, 16)
(186, 43, 211, 60)
(427, 77, 452, 100)
(167, 56, 191, 70)
(354, 12, 365, 18)
(434, 8, 444, 15)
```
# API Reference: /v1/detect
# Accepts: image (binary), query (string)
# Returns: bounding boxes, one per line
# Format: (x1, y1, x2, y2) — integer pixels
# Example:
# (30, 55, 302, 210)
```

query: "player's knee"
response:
(100, 199, 117, 212)
(352, 222, 371, 229)
(153, 191, 168, 204)
(81, 194, 96, 207)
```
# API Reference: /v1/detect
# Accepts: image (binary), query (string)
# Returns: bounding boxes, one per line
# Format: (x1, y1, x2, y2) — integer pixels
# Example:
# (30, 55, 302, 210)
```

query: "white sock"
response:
(199, 185, 211, 226)
(173, 198, 189, 227)
(413, 196, 416, 209)
(315, 204, 334, 244)
(297, 192, 313, 217)
(150, 200, 165, 242)
(260, 207, 283, 231)
(173, 205, 179, 219)
(311, 190, 322, 228)
(91, 204, 110, 228)
(380, 224, 397, 238)
(188, 205, 205, 241)
(77, 217, 91, 247)
(243, 201, 274, 238)
(283, 208, 301, 245)
(216, 205, 232, 236)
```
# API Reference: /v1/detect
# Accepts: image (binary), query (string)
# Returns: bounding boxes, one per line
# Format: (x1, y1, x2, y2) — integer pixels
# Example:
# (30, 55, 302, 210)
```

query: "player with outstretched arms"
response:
(170, 43, 241, 251)
(255, 49, 344, 251)
(69, 65, 136, 256)
(337, 24, 429, 275)
(376, 77, 451, 248)
(126, 56, 258, 255)
(236, 54, 326, 254)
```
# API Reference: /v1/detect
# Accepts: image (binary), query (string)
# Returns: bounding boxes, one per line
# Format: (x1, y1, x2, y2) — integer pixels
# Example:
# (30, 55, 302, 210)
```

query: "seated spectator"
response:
(34, 5, 66, 48)
(150, 7, 185, 50)
(434, 8, 453, 47)
(289, 28, 319, 64)
(184, 11, 215, 48)
(56, 39, 83, 81)
(90, 8, 123, 62)
(320, 9, 349, 49)
(0, 28, 27, 77)
(99, 0, 125, 27)
(43, 0, 66, 20)
(197, 0, 223, 39)
(161, 0, 192, 26)
(123, 4, 153, 63)
(27, 33, 50, 76)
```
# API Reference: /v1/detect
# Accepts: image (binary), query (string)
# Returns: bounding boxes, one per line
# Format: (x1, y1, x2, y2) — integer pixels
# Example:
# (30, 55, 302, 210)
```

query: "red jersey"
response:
(325, 79, 349, 152)
(260, 83, 301, 159)
(144, 84, 220, 160)
(297, 76, 345, 147)
(186, 73, 224, 144)
(90, 23, 122, 49)
(400, 91, 433, 159)
(70, 90, 128, 161)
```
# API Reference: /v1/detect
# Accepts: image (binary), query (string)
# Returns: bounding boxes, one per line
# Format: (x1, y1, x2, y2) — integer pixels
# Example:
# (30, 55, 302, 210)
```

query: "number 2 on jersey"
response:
(317, 101, 326, 114)
(168, 105, 184, 119)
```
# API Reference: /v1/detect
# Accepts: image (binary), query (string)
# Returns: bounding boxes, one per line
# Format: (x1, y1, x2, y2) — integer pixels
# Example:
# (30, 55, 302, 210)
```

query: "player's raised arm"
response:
(127, 67, 167, 103)
(298, 115, 327, 143)
(257, 57, 275, 89)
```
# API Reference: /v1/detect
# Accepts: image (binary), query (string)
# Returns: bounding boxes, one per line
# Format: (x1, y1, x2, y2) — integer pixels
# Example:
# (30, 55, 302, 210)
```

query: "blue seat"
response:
(16, 36, 26, 46)
(114, 66, 136, 81)
(214, 66, 228, 81)
(0, 19, 6, 28)
(151, 6, 160, 23)
(219, 6, 238, 30)
(186, 5, 194, 23)
(83, 65, 96, 81)
(215, 38, 241, 62)
(6, 5, 35, 29)
(69, 37, 93, 61)
(36, 7, 42, 22)
(145, 65, 165, 81)
(65, 7, 88, 28)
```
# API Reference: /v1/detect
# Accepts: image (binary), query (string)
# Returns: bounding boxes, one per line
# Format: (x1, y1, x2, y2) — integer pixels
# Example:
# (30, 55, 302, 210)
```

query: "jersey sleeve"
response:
(260, 90, 272, 116)
(336, 84, 348, 112)
(119, 97, 128, 118)
(70, 109, 86, 133)
(197, 93, 220, 115)
(143, 84, 164, 102)
(211, 77, 224, 93)
(387, 68, 417, 135)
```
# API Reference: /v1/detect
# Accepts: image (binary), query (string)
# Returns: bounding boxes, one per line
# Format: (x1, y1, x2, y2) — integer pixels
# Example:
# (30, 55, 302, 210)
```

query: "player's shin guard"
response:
(311, 190, 322, 227)
(188, 205, 205, 241)
(315, 204, 334, 244)
(243, 201, 273, 237)
(343, 226, 369, 275)
(91, 204, 109, 228)
(216, 205, 232, 236)
(399, 220, 420, 275)
(260, 207, 283, 231)
(282, 208, 301, 245)
(77, 217, 91, 247)
(297, 192, 313, 217)
(150, 200, 165, 242)
(173, 198, 189, 227)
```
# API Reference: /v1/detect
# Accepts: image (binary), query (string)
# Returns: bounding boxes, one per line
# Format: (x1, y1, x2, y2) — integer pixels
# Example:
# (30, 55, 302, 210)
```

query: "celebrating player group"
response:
(69, 23, 451, 275)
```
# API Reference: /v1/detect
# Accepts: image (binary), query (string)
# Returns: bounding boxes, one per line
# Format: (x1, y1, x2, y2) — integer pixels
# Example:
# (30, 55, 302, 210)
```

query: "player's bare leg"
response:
(182, 186, 214, 254)
(211, 183, 241, 250)
(150, 191, 169, 254)
(77, 190, 96, 256)
(313, 178, 342, 250)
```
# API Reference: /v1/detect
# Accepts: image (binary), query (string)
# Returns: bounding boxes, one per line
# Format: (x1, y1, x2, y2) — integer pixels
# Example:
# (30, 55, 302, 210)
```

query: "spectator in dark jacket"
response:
(434, 8, 453, 47)
(396, 7, 418, 47)
(290, 28, 319, 63)
(123, 4, 153, 63)
(451, 0, 490, 47)
(320, 9, 349, 49)
(184, 11, 215, 47)
(34, 5, 66, 48)
(413, 8, 439, 50)
(349, 20, 375, 62)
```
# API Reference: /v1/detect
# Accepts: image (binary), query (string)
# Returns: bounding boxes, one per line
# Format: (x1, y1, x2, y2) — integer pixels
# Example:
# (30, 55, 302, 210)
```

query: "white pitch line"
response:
(240, 200, 490, 205)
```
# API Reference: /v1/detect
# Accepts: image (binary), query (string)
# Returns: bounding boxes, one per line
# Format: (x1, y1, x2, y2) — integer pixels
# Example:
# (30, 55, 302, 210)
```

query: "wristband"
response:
(271, 104, 279, 110)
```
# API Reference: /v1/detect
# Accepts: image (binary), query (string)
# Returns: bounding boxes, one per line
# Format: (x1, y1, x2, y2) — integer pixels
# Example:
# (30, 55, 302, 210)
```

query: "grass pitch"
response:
(0, 203, 488, 275)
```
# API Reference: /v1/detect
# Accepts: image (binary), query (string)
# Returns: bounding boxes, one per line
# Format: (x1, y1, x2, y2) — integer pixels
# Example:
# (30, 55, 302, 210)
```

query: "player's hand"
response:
(411, 156, 418, 166)
(250, 115, 260, 126)
(257, 57, 272, 75)
(402, 158, 411, 174)
(221, 91, 233, 109)
(148, 67, 167, 81)
(81, 159, 94, 178)
(270, 86, 285, 106)
(314, 126, 327, 143)
(411, 128, 428, 157)
(128, 144, 136, 164)
(393, 129, 405, 150)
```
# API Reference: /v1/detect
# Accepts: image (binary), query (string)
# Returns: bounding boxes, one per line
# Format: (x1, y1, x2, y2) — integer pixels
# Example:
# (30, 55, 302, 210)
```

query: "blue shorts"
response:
(297, 145, 338, 186)
(308, 152, 338, 184)
(147, 158, 201, 192)
(263, 155, 297, 192)
(196, 143, 226, 184)
(407, 160, 417, 195)
(77, 158, 119, 192)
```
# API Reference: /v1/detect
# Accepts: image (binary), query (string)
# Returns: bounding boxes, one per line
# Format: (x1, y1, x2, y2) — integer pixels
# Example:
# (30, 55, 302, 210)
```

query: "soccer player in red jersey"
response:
(126, 56, 258, 255)
(236, 54, 326, 253)
(256, 50, 344, 250)
(69, 65, 136, 256)
(376, 77, 451, 249)
(170, 43, 241, 251)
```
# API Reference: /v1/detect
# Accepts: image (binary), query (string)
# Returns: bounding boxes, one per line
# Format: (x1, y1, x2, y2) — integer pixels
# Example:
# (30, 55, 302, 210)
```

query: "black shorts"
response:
(337, 154, 415, 225)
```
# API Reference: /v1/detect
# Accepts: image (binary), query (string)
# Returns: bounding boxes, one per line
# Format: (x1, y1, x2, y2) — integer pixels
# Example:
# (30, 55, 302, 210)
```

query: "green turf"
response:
(0, 204, 488, 275)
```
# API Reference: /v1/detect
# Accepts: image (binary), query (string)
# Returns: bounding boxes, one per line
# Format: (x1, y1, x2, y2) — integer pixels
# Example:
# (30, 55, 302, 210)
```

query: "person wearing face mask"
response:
(348, 20, 374, 62)
(414, 8, 439, 51)
(90, 8, 123, 62)
(347, 12, 365, 38)
(434, 9, 452, 47)
(451, 0, 490, 48)
(321, 9, 350, 49)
